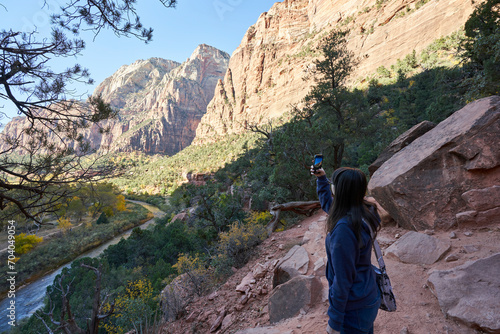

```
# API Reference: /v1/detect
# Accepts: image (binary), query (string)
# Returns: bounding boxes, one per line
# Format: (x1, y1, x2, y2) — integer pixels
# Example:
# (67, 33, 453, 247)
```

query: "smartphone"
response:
(313, 154, 323, 171)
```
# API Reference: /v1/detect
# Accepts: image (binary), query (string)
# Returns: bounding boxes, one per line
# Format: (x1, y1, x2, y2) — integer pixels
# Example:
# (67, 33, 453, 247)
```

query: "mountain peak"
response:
(189, 44, 230, 62)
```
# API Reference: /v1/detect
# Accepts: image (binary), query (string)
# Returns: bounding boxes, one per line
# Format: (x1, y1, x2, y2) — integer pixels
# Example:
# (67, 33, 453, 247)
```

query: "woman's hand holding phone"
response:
(311, 154, 325, 177)
(311, 165, 326, 177)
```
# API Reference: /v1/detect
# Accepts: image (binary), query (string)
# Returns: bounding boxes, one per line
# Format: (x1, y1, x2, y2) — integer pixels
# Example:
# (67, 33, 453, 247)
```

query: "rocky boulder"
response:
(368, 96, 500, 230)
(428, 253, 500, 333)
(272, 245, 309, 288)
(235, 271, 255, 293)
(458, 186, 500, 225)
(170, 211, 188, 224)
(365, 196, 395, 225)
(368, 121, 436, 176)
(268, 275, 322, 324)
(185, 172, 210, 186)
(160, 273, 196, 322)
(385, 231, 450, 265)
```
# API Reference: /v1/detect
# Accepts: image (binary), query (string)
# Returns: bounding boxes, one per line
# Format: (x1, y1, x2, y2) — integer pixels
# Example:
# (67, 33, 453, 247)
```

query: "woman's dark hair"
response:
(326, 167, 380, 247)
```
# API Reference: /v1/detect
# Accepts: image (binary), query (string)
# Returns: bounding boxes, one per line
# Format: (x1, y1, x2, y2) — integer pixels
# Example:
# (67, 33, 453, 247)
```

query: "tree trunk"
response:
(266, 201, 321, 236)
(88, 264, 102, 334)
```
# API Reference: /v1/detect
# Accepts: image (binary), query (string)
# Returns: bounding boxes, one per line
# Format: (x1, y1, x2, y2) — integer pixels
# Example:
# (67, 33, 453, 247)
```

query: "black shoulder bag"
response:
(364, 221, 397, 312)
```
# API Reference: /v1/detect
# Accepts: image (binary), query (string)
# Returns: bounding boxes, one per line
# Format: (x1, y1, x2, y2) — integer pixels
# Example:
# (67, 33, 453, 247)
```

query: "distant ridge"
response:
(1, 44, 230, 156)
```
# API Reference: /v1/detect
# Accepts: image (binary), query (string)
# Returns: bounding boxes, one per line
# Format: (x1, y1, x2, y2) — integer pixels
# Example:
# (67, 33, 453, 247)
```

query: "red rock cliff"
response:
(193, 0, 477, 144)
(96, 44, 230, 155)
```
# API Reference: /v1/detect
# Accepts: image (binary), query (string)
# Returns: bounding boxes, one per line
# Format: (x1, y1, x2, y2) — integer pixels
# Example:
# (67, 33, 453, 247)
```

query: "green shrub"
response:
(214, 212, 268, 273)
(96, 212, 110, 224)
(376, 66, 391, 78)
(173, 253, 214, 296)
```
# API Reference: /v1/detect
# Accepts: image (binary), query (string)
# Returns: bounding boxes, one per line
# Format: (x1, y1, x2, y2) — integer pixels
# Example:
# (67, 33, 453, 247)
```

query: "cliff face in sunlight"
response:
(193, 0, 477, 144)
(1, 0, 478, 154)
(94, 44, 229, 154)
(1, 44, 229, 155)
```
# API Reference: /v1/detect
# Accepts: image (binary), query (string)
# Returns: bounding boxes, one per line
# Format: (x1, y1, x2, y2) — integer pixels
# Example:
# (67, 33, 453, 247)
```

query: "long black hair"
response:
(326, 167, 380, 247)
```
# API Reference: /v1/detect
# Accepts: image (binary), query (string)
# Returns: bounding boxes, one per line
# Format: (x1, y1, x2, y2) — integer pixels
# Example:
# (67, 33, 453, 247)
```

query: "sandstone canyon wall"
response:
(95, 44, 229, 155)
(194, 0, 478, 144)
(1, 44, 229, 156)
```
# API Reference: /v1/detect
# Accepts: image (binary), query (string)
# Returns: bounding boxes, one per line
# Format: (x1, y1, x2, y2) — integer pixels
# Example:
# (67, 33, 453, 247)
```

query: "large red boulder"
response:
(368, 96, 500, 230)
(368, 120, 436, 177)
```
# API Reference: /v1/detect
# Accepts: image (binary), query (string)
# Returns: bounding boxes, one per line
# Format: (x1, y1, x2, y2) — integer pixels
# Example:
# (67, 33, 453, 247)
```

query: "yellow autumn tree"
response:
(57, 216, 73, 234)
(173, 253, 214, 296)
(116, 195, 127, 212)
(101, 279, 157, 334)
(14, 233, 43, 254)
(213, 212, 268, 275)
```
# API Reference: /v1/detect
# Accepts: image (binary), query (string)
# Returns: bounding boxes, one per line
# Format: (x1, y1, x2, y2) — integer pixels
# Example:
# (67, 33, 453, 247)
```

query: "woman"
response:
(311, 166, 381, 334)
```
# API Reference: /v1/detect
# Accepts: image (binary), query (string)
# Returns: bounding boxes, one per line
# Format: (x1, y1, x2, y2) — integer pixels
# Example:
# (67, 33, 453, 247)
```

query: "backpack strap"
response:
(363, 220, 387, 271)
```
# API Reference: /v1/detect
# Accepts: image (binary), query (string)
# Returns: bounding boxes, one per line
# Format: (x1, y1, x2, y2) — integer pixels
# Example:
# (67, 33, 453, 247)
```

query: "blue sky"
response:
(0, 0, 277, 121)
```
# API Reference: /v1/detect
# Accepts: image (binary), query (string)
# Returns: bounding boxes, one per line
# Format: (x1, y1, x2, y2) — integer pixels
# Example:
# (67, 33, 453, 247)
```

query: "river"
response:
(0, 200, 165, 333)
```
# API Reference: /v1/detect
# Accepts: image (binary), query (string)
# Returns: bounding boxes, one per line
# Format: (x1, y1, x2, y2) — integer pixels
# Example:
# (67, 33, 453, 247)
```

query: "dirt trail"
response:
(166, 210, 498, 334)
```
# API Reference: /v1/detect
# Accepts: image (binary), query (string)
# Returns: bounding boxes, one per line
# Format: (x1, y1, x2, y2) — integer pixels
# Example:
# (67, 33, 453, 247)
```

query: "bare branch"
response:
(267, 201, 321, 235)
(245, 122, 272, 140)
(81, 262, 114, 333)
(52, 0, 178, 43)
(34, 312, 55, 334)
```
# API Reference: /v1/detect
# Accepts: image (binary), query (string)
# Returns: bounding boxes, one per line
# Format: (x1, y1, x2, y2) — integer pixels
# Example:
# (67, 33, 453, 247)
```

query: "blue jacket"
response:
(317, 175, 379, 332)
